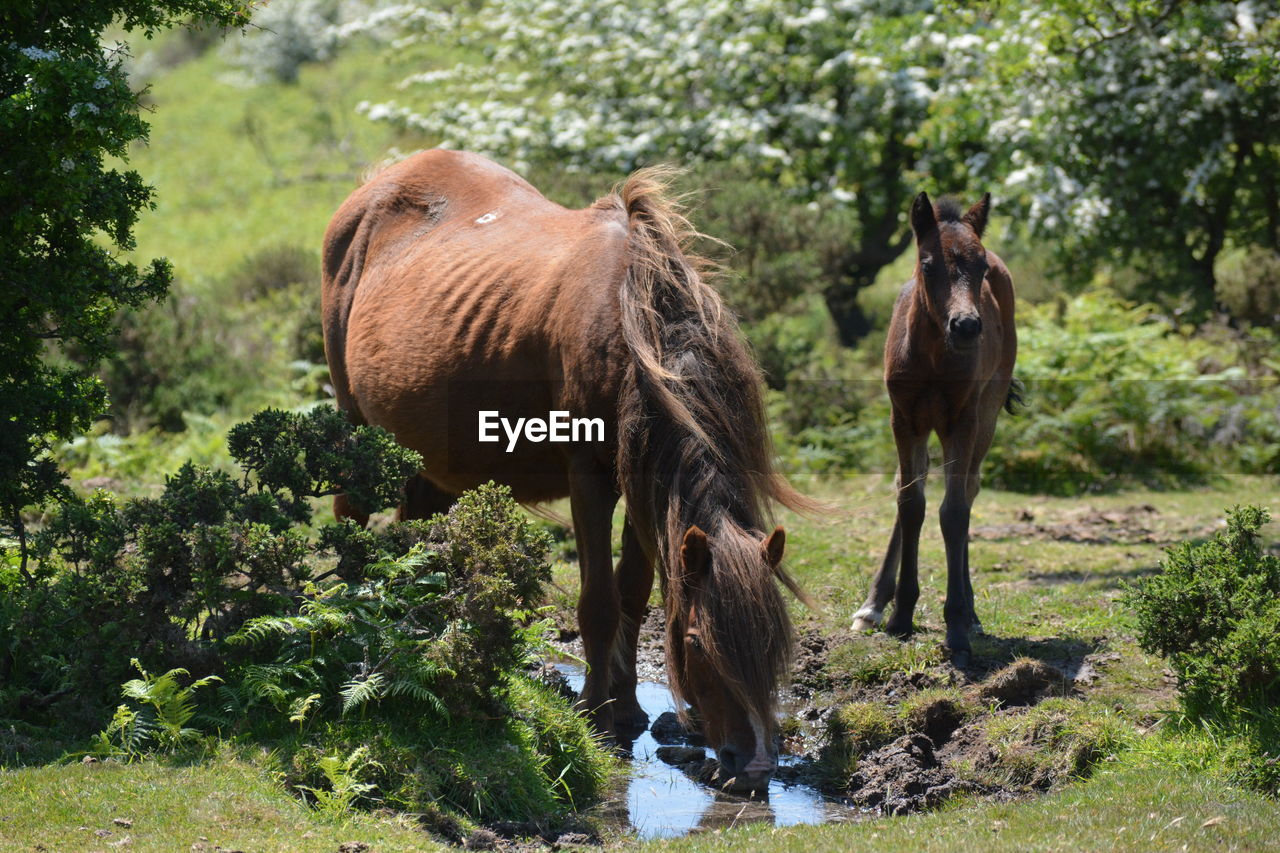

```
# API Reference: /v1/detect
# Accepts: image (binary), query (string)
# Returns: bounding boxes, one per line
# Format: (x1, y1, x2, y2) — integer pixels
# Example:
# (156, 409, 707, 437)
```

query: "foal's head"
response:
(667, 523, 792, 793)
(910, 191, 992, 353)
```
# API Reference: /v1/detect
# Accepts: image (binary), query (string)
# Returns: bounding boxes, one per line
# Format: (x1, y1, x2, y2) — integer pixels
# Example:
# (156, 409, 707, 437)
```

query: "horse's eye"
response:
(686, 633, 703, 651)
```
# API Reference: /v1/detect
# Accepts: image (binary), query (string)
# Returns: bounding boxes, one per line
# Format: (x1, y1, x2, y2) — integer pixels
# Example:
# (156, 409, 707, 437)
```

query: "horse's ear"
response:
(680, 525, 711, 593)
(964, 192, 991, 238)
(910, 191, 936, 238)
(762, 526, 785, 569)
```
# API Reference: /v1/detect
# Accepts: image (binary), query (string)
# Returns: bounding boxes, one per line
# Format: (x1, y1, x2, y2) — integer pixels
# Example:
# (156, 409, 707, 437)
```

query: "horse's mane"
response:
(610, 166, 812, 719)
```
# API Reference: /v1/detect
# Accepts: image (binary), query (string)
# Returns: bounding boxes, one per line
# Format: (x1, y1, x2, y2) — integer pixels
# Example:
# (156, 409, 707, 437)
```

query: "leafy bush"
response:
(984, 289, 1279, 494)
(1, 406, 419, 730)
(1125, 505, 1280, 791)
(6, 405, 612, 824)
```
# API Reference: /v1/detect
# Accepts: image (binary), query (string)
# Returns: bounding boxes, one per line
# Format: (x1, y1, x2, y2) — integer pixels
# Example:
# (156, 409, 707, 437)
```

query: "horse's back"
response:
(321, 150, 631, 500)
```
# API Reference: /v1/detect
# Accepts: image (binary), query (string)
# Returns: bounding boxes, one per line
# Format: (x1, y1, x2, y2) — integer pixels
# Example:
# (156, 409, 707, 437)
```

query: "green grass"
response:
(0, 753, 442, 852)
(645, 749, 1280, 852)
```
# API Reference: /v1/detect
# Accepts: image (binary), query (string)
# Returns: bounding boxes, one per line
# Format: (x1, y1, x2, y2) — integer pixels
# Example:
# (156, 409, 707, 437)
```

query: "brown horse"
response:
(851, 192, 1018, 667)
(321, 149, 810, 791)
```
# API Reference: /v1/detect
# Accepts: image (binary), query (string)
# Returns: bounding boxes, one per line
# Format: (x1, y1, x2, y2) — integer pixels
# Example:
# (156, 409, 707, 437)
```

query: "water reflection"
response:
(559, 665, 857, 839)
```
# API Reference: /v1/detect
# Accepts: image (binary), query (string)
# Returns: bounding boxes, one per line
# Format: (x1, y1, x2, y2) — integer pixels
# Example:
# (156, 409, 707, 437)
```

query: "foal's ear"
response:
(910, 191, 937, 238)
(762, 526, 785, 569)
(963, 192, 991, 238)
(680, 525, 711, 592)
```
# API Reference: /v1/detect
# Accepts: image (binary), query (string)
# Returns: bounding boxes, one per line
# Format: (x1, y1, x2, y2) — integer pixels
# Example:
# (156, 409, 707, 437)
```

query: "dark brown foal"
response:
(852, 191, 1018, 666)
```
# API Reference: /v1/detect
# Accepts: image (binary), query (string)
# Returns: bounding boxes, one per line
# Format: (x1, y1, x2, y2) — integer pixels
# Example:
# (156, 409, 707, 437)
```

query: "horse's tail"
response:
(1004, 375, 1026, 415)
(615, 167, 820, 518)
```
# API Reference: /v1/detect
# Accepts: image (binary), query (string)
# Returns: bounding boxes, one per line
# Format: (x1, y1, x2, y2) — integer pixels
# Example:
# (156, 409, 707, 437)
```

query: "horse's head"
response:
(910, 191, 992, 353)
(667, 524, 792, 793)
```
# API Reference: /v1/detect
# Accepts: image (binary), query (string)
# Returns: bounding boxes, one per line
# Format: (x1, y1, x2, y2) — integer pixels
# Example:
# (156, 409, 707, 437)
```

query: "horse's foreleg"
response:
(569, 462, 621, 737)
(883, 429, 929, 638)
(610, 516, 655, 739)
(333, 493, 370, 528)
(939, 423, 979, 665)
(396, 473, 455, 521)
(964, 413, 1000, 634)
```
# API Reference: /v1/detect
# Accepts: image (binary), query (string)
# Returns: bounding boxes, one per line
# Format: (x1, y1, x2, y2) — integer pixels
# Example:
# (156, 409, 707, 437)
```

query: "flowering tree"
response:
(958, 0, 1280, 311)
(0, 1, 250, 575)
(353, 0, 985, 344)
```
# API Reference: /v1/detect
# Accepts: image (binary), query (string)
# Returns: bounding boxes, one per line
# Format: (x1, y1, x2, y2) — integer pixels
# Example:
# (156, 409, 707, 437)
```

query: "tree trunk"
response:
(822, 271, 878, 347)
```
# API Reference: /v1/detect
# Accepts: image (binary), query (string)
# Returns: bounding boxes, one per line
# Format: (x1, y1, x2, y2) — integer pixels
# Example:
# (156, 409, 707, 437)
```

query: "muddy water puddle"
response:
(558, 665, 860, 839)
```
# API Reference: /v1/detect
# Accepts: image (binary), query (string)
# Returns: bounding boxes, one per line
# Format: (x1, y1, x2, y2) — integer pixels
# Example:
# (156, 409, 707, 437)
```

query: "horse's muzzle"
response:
(716, 746, 775, 793)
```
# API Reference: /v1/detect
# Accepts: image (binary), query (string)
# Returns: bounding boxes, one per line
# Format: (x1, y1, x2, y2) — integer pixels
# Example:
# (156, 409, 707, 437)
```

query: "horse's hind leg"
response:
(853, 510, 902, 631)
(334, 493, 370, 528)
(396, 473, 456, 521)
(610, 516, 655, 739)
(884, 432, 929, 638)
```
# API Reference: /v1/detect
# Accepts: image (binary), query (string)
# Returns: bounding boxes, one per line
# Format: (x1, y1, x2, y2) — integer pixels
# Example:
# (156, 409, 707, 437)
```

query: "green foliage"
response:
(94, 660, 222, 759)
(1, 407, 418, 728)
(8, 405, 610, 824)
(223, 488, 552, 726)
(983, 289, 1278, 494)
(1125, 506, 1280, 718)
(1125, 505, 1280, 792)
(0, 0, 251, 563)
(945, 1, 1280, 312)
(296, 746, 383, 817)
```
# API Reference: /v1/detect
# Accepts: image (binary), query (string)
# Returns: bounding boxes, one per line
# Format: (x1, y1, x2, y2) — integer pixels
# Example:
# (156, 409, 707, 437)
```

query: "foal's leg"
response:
(569, 461, 622, 736)
(883, 426, 930, 638)
(938, 421, 979, 665)
(963, 415, 999, 633)
(610, 517, 655, 737)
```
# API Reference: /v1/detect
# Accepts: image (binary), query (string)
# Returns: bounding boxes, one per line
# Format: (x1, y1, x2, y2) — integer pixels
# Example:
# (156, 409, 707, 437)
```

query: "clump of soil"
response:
(846, 733, 971, 815)
(977, 658, 1067, 707)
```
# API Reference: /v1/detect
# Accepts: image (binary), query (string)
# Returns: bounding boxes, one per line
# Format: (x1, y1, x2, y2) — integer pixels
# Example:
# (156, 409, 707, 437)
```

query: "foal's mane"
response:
(608, 167, 811, 719)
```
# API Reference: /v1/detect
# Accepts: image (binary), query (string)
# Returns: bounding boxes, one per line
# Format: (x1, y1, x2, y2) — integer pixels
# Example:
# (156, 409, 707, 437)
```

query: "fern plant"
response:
(94, 659, 221, 758)
(297, 746, 383, 817)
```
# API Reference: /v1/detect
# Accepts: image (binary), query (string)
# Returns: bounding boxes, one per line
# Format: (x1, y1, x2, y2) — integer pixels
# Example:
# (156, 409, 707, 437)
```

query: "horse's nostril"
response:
(950, 315, 982, 338)
(717, 747, 741, 772)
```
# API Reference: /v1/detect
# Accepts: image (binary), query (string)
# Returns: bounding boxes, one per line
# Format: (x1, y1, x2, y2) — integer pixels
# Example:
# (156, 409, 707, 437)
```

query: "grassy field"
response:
(6, 20, 1277, 853)
(5, 476, 1277, 850)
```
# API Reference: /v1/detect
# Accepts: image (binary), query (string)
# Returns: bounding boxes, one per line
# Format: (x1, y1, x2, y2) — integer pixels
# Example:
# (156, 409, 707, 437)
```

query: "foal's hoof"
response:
(950, 648, 972, 669)
(851, 607, 883, 633)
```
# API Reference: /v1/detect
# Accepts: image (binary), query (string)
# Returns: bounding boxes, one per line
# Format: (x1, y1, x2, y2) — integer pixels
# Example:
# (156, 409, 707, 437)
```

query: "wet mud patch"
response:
(536, 604, 1136, 840)
(794, 624, 1137, 817)
(971, 503, 1223, 545)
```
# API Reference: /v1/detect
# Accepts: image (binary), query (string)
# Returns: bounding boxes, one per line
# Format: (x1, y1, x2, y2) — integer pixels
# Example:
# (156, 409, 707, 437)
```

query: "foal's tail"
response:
(1004, 376, 1026, 415)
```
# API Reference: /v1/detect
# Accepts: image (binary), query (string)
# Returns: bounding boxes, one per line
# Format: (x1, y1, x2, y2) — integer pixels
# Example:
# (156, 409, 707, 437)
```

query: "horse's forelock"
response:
(688, 522, 794, 722)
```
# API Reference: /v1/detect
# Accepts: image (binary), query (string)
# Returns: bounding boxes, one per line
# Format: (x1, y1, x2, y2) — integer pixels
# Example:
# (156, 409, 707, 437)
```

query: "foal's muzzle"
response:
(948, 314, 982, 346)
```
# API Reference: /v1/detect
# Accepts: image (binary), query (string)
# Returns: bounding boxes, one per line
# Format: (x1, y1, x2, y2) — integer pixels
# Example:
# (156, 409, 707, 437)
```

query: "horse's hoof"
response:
(950, 648, 972, 669)
(885, 619, 913, 639)
(611, 704, 650, 740)
(851, 607, 883, 633)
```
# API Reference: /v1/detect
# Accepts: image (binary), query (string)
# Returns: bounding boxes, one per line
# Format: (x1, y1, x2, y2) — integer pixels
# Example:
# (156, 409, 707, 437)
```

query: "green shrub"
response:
(1, 407, 419, 731)
(7, 406, 614, 824)
(1125, 506, 1280, 719)
(1125, 505, 1280, 792)
(984, 289, 1278, 494)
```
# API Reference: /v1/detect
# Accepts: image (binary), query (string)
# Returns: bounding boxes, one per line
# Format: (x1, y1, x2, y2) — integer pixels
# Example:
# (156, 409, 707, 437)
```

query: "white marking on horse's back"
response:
(475, 211, 498, 224)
